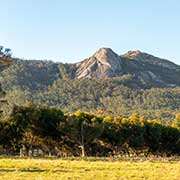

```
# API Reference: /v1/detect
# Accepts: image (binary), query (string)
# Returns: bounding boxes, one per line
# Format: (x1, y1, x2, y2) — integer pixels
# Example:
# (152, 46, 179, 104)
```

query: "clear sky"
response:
(0, 0, 180, 64)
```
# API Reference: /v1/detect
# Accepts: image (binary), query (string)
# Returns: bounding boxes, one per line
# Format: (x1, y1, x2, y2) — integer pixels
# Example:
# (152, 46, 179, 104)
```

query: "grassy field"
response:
(0, 157, 180, 180)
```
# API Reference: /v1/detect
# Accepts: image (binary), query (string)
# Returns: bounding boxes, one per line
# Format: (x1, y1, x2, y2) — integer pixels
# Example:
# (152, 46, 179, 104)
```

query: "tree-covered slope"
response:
(0, 48, 179, 123)
(0, 59, 61, 90)
(3, 78, 180, 124)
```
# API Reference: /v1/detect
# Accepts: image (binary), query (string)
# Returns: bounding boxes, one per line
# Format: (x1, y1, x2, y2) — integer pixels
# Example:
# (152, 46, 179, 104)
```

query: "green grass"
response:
(0, 157, 180, 180)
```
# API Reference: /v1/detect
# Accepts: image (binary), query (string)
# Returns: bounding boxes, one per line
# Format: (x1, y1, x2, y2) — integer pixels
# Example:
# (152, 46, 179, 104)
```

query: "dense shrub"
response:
(0, 104, 180, 157)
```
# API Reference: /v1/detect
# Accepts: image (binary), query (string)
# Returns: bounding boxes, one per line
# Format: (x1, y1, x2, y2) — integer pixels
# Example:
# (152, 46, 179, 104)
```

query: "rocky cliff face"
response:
(75, 48, 123, 79)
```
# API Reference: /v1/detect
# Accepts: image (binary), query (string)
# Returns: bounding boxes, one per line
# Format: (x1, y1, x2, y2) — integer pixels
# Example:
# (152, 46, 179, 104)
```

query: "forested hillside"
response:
(0, 48, 180, 123)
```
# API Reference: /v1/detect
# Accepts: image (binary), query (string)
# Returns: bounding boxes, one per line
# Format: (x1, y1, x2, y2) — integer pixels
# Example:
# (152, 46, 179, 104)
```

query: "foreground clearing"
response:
(0, 158, 180, 180)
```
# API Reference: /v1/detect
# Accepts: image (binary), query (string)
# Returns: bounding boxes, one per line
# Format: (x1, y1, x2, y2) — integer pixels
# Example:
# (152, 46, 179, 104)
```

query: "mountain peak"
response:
(75, 47, 123, 79)
(94, 47, 114, 55)
(93, 47, 119, 63)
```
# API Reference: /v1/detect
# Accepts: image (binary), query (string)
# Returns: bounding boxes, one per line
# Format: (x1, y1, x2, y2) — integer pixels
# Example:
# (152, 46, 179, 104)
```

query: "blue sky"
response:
(0, 0, 180, 64)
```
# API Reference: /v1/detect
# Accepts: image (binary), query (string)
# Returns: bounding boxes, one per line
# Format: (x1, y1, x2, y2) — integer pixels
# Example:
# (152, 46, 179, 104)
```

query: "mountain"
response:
(73, 48, 180, 88)
(0, 48, 180, 123)
(75, 48, 123, 79)
(1, 48, 180, 89)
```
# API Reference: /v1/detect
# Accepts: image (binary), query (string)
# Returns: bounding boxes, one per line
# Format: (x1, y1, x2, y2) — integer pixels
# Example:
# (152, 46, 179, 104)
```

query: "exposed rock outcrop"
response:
(75, 48, 123, 79)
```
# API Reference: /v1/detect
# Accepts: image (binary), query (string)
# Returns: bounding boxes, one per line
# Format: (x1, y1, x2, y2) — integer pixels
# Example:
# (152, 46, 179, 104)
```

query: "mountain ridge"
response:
(0, 48, 179, 122)
(72, 48, 180, 87)
(1, 47, 180, 89)
(122, 50, 179, 70)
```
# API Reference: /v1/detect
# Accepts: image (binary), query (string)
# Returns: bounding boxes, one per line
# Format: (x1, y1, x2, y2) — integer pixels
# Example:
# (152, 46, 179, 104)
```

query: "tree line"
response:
(0, 103, 180, 157)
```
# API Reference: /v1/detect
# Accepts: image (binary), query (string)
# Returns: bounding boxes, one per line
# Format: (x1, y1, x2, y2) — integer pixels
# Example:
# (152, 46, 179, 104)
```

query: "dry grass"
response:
(0, 157, 180, 180)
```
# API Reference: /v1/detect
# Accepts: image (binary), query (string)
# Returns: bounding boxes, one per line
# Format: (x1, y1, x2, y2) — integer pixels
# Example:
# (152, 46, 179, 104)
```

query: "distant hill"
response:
(0, 48, 180, 123)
